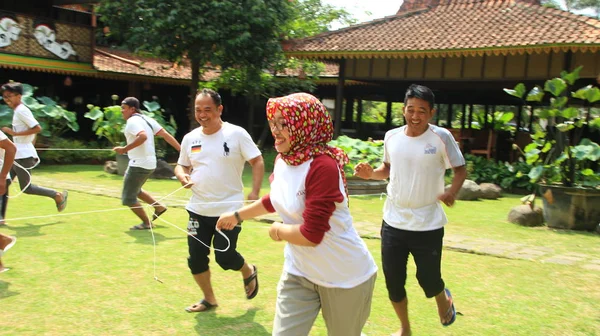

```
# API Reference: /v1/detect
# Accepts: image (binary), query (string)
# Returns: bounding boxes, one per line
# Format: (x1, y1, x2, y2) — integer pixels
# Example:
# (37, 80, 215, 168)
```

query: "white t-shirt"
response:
(269, 157, 378, 289)
(177, 122, 261, 216)
(0, 130, 9, 178)
(383, 125, 465, 231)
(124, 114, 162, 170)
(12, 103, 39, 159)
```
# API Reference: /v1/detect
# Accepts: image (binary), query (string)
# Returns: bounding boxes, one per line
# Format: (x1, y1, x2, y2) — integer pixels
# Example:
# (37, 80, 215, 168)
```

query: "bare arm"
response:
(174, 164, 193, 188)
(354, 161, 390, 180)
(246, 155, 264, 201)
(438, 165, 467, 207)
(217, 198, 270, 230)
(2, 124, 42, 137)
(156, 128, 181, 152)
(113, 131, 147, 154)
(269, 222, 316, 247)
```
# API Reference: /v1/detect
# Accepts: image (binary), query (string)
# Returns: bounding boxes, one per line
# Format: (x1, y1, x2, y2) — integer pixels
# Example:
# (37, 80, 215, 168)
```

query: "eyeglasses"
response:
(268, 120, 288, 132)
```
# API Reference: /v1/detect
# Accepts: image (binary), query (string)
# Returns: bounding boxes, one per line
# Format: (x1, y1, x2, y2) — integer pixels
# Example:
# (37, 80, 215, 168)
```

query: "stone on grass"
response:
(104, 161, 118, 175)
(508, 205, 544, 227)
(480, 183, 502, 199)
(150, 160, 175, 179)
(449, 179, 481, 201)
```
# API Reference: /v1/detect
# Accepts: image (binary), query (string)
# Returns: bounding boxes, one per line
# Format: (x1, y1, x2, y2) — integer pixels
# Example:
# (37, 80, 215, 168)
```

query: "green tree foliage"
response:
(283, 0, 357, 39)
(97, 0, 295, 123)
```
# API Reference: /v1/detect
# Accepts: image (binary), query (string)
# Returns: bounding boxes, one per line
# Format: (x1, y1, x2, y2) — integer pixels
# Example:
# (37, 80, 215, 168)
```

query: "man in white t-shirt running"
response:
(1, 82, 68, 214)
(354, 84, 467, 336)
(113, 97, 181, 230)
(174, 88, 264, 313)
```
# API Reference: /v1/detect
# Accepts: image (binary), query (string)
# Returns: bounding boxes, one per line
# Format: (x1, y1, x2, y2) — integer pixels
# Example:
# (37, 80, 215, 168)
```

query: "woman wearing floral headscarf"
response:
(217, 93, 377, 336)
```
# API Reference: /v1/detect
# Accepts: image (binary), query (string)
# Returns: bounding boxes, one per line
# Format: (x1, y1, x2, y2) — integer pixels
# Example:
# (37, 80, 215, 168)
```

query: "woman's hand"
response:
(269, 222, 283, 241)
(216, 212, 238, 230)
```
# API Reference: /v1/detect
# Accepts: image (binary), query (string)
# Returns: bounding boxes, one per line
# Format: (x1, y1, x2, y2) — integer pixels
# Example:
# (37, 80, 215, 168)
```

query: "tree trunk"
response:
(188, 58, 201, 130)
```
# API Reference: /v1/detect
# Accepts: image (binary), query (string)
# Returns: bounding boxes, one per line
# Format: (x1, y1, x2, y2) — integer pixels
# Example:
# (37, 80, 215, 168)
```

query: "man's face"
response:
(2, 91, 21, 109)
(121, 104, 136, 120)
(403, 97, 435, 136)
(194, 95, 222, 129)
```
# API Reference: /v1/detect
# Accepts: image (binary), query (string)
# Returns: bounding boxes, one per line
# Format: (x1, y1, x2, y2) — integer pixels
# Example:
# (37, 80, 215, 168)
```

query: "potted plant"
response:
(506, 66, 600, 230)
(328, 135, 387, 195)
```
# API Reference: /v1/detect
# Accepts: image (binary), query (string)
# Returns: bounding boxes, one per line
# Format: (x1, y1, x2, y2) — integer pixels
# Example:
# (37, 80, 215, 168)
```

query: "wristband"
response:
(234, 211, 242, 224)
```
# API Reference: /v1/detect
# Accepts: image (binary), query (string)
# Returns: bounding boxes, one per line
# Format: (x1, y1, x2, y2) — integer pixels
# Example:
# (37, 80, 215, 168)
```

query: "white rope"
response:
(35, 148, 114, 151)
(8, 159, 40, 198)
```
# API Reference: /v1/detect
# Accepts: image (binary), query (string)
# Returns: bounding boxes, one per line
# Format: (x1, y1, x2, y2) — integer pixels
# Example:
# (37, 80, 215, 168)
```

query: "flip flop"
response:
(0, 236, 16, 257)
(442, 288, 456, 327)
(244, 265, 259, 300)
(57, 190, 68, 212)
(152, 207, 167, 221)
(185, 299, 218, 313)
(129, 223, 154, 230)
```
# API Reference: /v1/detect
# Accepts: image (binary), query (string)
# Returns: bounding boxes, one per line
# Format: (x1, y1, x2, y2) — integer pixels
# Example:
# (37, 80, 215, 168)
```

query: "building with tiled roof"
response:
(282, 0, 600, 156)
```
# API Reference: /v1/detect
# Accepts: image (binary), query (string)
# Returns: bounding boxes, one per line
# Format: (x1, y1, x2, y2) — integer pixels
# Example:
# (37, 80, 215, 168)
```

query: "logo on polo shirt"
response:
(296, 189, 306, 197)
(424, 143, 437, 154)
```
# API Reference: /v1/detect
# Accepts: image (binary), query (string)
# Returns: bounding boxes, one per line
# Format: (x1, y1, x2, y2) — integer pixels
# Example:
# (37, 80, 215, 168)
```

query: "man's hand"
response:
(438, 191, 457, 207)
(113, 146, 127, 155)
(353, 162, 374, 180)
(1, 127, 14, 136)
(216, 212, 237, 231)
(177, 174, 194, 188)
(247, 191, 259, 201)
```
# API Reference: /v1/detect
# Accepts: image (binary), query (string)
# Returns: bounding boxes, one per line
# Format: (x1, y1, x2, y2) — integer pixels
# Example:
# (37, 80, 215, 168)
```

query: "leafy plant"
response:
(464, 154, 535, 192)
(0, 82, 79, 139)
(328, 135, 384, 175)
(506, 66, 600, 188)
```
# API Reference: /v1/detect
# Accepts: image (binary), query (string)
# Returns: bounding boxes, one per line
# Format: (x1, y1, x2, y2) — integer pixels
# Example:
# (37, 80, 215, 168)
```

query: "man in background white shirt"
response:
(113, 97, 180, 230)
(1, 82, 67, 213)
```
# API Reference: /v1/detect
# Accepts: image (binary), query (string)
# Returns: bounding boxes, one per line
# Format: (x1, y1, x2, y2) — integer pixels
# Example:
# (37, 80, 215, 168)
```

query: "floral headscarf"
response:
(266, 93, 349, 191)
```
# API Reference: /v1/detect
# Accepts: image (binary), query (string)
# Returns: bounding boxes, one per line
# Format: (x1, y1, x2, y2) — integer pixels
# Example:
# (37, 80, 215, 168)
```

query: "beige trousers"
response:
(272, 271, 377, 336)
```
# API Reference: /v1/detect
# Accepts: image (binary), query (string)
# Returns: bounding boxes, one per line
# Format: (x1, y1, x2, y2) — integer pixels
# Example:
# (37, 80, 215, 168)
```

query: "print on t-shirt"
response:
(191, 144, 202, 154)
(424, 143, 437, 155)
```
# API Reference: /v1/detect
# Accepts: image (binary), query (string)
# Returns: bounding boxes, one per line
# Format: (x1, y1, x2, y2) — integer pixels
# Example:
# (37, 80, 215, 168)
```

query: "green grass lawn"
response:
(0, 165, 598, 335)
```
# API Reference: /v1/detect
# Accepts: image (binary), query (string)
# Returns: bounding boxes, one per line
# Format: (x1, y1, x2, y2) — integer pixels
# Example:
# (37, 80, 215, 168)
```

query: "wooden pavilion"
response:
(283, 0, 600, 160)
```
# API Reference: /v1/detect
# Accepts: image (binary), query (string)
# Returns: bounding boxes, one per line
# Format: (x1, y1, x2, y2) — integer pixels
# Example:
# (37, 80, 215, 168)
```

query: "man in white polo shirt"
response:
(113, 97, 180, 230)
(354, 84, 467, 336)
(1, 82, 68, 213)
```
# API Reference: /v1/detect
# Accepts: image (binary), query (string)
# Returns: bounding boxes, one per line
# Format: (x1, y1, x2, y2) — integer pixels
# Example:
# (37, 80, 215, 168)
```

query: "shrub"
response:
(328, 135, 384, 175)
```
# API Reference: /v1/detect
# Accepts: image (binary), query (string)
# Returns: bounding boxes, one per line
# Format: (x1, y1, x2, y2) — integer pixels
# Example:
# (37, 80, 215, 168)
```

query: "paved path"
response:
(33, 176, 600, 271)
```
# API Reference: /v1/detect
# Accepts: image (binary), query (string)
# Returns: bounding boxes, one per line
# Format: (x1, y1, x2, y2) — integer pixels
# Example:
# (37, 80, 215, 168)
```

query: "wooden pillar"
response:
(461, 104, 467, 129)
(484, 105, 489, 129)
(385, 97, 393, 128)
(447, 103, 453, 127)
(344, 96, 354, 128)
(468, 104, 473, 129)
(334, 59, 346, 138)
(356, 99, 363, 137)
(516, 105, 523, 132)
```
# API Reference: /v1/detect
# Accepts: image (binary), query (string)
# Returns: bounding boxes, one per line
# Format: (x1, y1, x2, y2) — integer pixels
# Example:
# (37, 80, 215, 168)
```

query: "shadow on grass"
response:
(6, 221, 62, 238)
(193, 307, 269, 335)
(549, 227, 600, 237)
(0, 280, 19, 300)
(125, 229, 184, 245)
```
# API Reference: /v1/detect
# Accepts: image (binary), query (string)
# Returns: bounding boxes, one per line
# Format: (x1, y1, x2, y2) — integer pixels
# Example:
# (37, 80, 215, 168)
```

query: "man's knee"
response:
(188, 256, 209, 274)
(215, 252, 243, 271)
(417, 275, 444, 298)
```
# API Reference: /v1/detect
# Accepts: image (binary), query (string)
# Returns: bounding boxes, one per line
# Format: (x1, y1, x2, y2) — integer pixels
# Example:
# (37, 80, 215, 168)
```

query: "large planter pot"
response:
(539, 184, 600, 231)
(347, 176, 388, 196)
(115, 153, 129, 176)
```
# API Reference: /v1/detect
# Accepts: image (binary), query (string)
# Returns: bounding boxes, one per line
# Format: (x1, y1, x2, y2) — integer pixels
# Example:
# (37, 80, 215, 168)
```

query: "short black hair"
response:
(196, 88, 222, 106)
(404, 84, 435, 110)
(121, 97, 140, 110)
(1, 82, 23, 95)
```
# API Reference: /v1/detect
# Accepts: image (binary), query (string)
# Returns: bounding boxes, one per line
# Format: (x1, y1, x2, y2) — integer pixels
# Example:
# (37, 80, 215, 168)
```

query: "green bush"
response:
(328, 135, 384, 175)
(464, 154, 534, 192)
(38, 138, 115, 164)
